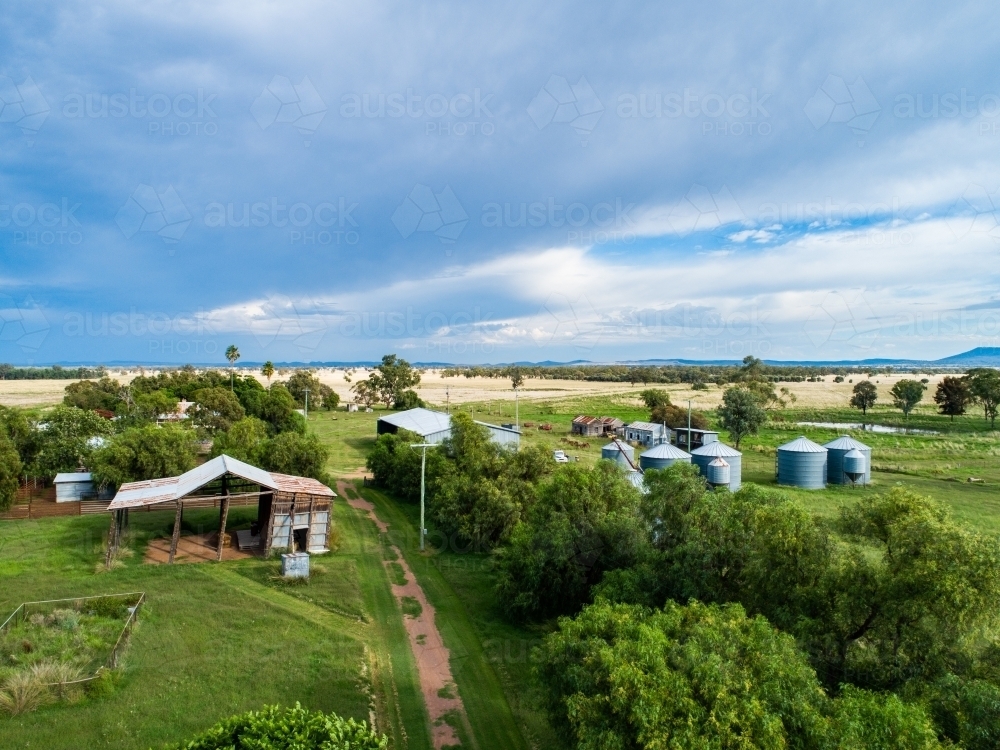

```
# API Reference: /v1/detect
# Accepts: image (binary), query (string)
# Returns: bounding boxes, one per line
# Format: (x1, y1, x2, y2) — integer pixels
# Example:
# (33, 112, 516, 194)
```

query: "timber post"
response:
(168, 499, 183, 563)
(216, 475, 230, 562)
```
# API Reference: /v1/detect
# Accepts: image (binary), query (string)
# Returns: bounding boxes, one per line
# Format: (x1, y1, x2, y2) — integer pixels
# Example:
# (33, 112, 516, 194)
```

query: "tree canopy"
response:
(717, 385, 766, 448)
(934, 376, 972, 420)
(91, 424, 198, 487)
(890, 379, 926, 419)
(850, 380, 878, 415)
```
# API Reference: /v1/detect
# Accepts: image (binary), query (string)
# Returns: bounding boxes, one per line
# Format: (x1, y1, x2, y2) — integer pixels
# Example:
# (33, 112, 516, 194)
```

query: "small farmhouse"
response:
(623, 421, 670, 447)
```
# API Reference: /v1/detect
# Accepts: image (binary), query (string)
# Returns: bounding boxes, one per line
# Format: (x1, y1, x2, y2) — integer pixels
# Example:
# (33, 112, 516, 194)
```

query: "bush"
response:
(91, 424, 198, 488)
(393, 389, 424, 410)
(0, 431, 22, 511)
(259, 432, 330, 484)
(167, 703, 387, 749)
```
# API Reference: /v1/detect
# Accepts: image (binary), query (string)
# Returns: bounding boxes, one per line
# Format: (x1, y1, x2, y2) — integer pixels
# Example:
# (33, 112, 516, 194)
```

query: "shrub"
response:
(167, 703, 387, 749)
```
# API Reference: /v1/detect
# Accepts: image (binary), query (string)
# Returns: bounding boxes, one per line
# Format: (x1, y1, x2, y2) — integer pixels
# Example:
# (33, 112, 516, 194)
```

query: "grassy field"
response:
(0, 500, 431, 749)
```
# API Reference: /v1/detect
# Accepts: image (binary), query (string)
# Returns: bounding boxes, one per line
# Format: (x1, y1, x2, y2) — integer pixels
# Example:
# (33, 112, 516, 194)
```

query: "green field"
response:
(2, 389, 998, 748)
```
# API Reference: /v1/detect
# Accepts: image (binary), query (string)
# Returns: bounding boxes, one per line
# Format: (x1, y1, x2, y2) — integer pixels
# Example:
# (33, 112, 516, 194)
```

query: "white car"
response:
(553, 450, 569, 463)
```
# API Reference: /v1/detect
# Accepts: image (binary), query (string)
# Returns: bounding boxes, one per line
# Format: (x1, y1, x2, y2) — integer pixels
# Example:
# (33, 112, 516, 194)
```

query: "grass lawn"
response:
(0, 499, 430, 749)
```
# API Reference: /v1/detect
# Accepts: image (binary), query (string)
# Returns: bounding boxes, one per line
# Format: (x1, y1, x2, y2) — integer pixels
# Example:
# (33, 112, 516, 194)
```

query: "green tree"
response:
(494, 461, 646, 621)
(284, 370, 337, 410)
(91, 424, 198, 488)
(934, 376, 972, 421)
(188, 387, 246, 434)
(261, 361, 274, 388)
(392, 389, 423, 410)
(890, 378, 926, 419)
(210, 417, 270, 464)
(248, 384, 305, 435)
(62, 376, 122, 411)
(166, 703, 386, 750)
(32, 406, 114, 478)
(537, 600, 831, 750)
(0, 432, 22, 511)
(259, 431, 330, 483)
(225, 344, 240, 390)
(638, 388, 671, 410)
(510, 366, 525, 391)
(351, 378, 379, 409)
(851, 379, 878, 415)
(717, 385, 766, 448)
(967, 368, 1000, 428)
(369, 354, 420, 408)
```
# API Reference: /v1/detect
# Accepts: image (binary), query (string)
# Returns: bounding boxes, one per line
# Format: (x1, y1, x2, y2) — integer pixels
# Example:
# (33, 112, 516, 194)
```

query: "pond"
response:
(796, 421, 939, 435)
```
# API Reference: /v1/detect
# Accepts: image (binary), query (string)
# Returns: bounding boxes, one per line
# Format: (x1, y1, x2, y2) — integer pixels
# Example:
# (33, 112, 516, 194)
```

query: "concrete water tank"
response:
(690, 441, 742, 491)
(823, 435, 871, 485)
(776, 436, 828, 489)
(638, 442, 691, 471)
(601, 440, 635, 468)
(706, 457, 731, 488)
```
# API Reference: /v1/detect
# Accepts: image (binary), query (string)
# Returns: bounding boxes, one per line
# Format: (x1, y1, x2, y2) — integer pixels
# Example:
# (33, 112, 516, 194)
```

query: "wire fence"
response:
(0, 592, 145, 687)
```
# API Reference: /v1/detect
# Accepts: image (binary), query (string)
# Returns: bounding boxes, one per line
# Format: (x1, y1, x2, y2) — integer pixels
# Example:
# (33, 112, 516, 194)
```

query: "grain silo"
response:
(690, 441, 742, 491)
(776, 436, 828, 489)
(601, 440, 636, 469)
(638, 442, 691, 471)
(822, 435, 871, 485)
(706, 458, 731, 489)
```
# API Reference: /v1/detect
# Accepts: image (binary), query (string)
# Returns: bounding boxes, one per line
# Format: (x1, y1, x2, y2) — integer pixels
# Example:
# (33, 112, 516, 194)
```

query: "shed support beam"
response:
(169, 500, 183, 563)
(216, 497, 230, 562)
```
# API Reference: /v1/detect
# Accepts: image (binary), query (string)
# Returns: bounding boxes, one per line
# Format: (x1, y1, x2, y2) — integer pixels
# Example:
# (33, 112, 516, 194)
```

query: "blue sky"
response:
(1, 0, 999, 365)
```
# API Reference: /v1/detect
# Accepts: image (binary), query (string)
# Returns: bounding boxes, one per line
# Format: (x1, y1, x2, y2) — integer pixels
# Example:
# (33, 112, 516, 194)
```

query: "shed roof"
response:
(107, 454, 334, 510)
(640, 443, 691, 459)
(690, 441, 742, 457)
(626, 421, 669, 432)
(55, 472, 93, 483)
(777, 436, 828, 453)
(475, 420, 522, 435)
(378, 407, 452, 437)
(823, 435, 871, 450)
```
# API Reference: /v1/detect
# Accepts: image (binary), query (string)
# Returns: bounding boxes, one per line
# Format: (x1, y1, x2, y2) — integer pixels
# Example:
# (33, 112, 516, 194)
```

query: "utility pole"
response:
(687, 399, 692, 451)
(410, 443, 434, 551)
(446, 387, 450, 414)
(514, 388, 519, 430)
(303, 388, 310, 420)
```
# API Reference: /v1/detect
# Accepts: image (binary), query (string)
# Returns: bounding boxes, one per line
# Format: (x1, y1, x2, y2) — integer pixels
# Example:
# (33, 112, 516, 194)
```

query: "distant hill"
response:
(933, 347, 1000, 366)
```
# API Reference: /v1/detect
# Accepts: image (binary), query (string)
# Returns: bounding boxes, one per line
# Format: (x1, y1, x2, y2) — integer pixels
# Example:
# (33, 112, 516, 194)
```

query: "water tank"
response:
(706, 457, 730, 488)
(690, 441, 742, 491)
(776, 436, 828, 489)
(638, 442, 691, 471)
(601, 440, 635, 469)
(822, 435, 871, 485)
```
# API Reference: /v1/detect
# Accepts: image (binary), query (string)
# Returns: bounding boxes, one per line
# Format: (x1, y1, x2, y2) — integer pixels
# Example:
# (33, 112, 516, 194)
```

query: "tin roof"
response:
(626, 421, 669, 433)
(823, 435, 871, 451)
(572, 415, 601, 425)
(640, 443, 691, 459)
(690, 441, 742, 457)
(108, 454, 334, 510)
(378, 407, 452, 437)
(777, 436, 828, 453)
(54, 472, 93, 483)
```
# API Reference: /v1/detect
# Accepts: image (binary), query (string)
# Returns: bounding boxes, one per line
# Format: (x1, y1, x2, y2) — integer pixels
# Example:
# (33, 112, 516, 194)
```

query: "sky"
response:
(1, 0, 1000, 366)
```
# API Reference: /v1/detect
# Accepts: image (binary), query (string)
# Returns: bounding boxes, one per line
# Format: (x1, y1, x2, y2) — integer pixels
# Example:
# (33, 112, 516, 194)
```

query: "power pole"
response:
(303, 388, 310, 420)
(687, 399, 692, 450)
(410, 443, 434, 551)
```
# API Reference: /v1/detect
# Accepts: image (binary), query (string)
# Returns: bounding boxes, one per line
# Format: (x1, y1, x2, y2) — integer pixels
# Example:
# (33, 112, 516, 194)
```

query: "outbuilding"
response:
(376, 407, 521, 448)
(623, 421, 670, 447)
(54, 472, 110, 502)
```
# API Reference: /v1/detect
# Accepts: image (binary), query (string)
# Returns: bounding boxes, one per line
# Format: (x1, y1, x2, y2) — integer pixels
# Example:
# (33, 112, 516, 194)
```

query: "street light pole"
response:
(410, 443, 434, 551)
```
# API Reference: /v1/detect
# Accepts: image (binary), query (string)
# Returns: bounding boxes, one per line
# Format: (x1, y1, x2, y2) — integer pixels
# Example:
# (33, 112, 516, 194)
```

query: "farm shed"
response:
(672, 428, 719, 451)
(623, 421, 670, 447)
(377, 407, 520, 448)
(104, 455, 335, 567)
(54, 472, 112, 502)
(571, 415, 605, 437)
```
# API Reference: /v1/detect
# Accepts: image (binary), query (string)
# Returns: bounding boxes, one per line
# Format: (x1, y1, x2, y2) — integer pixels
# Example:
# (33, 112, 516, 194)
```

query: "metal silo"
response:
(706, 457, 731, 489)
(690, 441, 742, 491)
(842, 449, 867, 486)
(638, 442, 691, 471)
(776, 436, 828, 489)
(822, 435, 871, 485)
(602, 440, 636, 469)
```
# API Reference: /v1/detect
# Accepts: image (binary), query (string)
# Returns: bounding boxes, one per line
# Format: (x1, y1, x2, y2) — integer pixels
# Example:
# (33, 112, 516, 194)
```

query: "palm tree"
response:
(225, 345, 240, 390)
(261, 361, 274, 390)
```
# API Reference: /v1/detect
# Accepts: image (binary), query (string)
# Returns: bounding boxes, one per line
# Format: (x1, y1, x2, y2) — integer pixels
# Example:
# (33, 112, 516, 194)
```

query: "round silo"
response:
(822, 435, 871, 485)
(602, 440, 635, 469)
(776, 436, 828, 489)
(690, 441, 742, 491)
(638, 442, 691, 471)
(706, 457, 731, 489)
(842, 449, 866, 486)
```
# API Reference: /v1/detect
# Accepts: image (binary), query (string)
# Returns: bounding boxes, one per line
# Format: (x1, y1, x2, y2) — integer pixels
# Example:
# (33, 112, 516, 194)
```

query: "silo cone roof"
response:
(823, 435, 870, 451)
(843, 448, 865, 460)
(640, 443, 690, 459)
(777, 436, 827, 453)
(691, 441, 742, 457)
